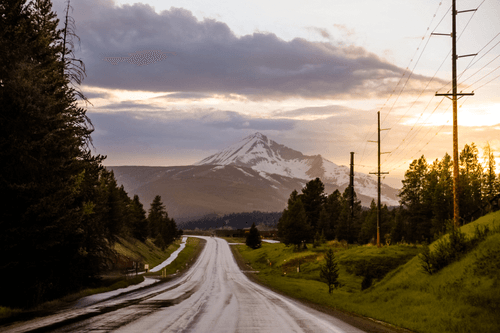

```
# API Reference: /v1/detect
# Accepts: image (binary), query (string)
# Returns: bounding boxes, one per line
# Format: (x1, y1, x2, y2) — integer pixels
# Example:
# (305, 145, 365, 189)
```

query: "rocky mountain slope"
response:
(196, 132, 398, 206)
(110, 132, 399, 220)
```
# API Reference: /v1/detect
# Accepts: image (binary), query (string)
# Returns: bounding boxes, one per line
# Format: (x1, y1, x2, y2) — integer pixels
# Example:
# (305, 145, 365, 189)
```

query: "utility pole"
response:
(433, 0, 475, 229)
(345, 152, 355, 246)
(369, 111, 389, 247)
(349, 152, 355, 220)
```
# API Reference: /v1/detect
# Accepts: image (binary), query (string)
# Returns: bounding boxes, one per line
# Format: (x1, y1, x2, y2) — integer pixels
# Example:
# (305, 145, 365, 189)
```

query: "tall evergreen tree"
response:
(0, 0, 109, 307)
(300, 178, 327, 234)
(430, 154, 453, 235)
(459, 143, 483, 222)
(130, 195, 149, 242)
(336, 187, 362, 243)
(359, 200, 377, 244)
(482, 142, 498, 202)
(399, 156, 432, 242)
(278, 192, 311, 249)
(317, 190, 342, 240)
(147, 195, 178, 249)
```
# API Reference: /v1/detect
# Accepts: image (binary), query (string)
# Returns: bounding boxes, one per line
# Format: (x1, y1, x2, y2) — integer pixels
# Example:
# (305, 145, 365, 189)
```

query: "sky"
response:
(51, 0, 500, 188)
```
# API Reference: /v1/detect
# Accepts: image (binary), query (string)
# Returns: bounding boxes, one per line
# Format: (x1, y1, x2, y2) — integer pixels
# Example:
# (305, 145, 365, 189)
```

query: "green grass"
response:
(0, 237, 202, 325)
(145, 237, 205, 278)
(114, 236, 181, 269)
(234, 211, 500, 333)
(0, 307, 22, 320)
(220, 236, 246, 243)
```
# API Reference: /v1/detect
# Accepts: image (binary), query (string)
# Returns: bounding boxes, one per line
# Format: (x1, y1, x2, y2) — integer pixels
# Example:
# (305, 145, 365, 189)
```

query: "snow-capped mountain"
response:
(196, 132, 399, 206)
(110, 132, 399, 220)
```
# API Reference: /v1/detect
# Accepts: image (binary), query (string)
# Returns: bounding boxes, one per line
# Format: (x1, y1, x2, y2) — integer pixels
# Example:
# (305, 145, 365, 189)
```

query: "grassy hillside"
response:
(234, 211, 500, 333)
(114, 236, 182, 269)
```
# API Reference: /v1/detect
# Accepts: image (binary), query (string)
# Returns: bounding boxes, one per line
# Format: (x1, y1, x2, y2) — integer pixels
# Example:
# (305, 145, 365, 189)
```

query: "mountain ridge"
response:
(109, 132, 400, 220)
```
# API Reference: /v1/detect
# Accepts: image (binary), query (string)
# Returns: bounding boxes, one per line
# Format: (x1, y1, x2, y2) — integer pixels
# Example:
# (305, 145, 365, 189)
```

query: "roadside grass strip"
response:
(0, 237, 205, 326)
(150, 237, 188, 272)
(115, 236, 182, 268)
(234, 211, 500, 333)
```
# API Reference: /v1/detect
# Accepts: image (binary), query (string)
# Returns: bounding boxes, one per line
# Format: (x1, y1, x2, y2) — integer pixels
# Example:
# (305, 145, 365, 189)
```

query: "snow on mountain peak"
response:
(195, 132, 341, 181)
(195, 132, 399, 206)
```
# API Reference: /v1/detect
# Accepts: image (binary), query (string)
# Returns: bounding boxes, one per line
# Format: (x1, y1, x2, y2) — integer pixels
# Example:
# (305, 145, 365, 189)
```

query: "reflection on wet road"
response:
(6, 237, 365, 333)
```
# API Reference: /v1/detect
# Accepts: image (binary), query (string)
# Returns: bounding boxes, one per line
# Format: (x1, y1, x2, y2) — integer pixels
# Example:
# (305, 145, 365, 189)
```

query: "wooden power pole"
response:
(433, 0, 475, 229)
(369, 111, 389, 247)
(350, 152, 354, 220)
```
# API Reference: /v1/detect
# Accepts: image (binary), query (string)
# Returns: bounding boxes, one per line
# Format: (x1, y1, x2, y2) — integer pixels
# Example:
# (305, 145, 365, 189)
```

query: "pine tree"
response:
(317, 190, 341, 240)
(430, 154, 453, 235)
(147, 195, 178, 249)
(0, 0, 109, 307)
(482, 142, 498, 202)
(399, 156, 430, 242)
(459, 143, 483, 222)
(359, 200, 377, 244)
(320, 248, 340, 294)
(246, 222, 262, 249)
(300, 178, 327, 235)
(336, 187, 362, 243)
(278, 193, 311, 250)
(130, 195, 149, 242)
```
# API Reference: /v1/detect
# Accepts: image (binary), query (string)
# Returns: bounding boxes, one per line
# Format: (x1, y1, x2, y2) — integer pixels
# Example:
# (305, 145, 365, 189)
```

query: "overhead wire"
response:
(380, 0, 492, 172)
(381, 3, 451, 125)
(356, 1, 448, 169)
(358, 0, 498, 176)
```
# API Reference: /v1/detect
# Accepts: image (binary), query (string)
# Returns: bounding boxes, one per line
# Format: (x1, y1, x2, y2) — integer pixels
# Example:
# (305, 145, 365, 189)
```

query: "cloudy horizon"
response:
(52, 0, 500, 189)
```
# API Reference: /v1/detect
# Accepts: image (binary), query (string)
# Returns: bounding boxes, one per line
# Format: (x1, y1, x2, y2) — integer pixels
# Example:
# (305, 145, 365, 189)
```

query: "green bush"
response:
(420, 225, 492, 275)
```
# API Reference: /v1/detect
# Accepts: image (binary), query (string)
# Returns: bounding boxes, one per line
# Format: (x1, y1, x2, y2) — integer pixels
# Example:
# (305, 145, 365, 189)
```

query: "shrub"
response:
(419, 226, 492, 275)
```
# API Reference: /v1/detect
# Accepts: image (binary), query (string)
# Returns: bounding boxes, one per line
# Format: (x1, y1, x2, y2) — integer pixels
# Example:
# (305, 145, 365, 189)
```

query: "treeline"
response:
(398, 143, 499, 241)
(182, 211, 282, 230)
(278, 143, 500, 248)
(278, 178, 363, 248)
(0, 1, 179, 308)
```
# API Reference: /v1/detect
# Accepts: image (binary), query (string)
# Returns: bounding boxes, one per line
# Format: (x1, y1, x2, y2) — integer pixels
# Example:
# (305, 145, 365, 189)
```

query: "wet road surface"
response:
(5, 237, 366, 333)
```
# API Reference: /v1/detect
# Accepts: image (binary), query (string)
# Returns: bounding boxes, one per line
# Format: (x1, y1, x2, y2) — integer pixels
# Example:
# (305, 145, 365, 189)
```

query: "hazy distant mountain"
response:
(110, 132, 399, 221)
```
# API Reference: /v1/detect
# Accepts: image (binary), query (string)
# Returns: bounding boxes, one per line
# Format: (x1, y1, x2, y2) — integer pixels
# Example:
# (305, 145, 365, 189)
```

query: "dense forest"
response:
(0, 0, 179, 308)
(278, 143, 500, 248)
(181, 211, 282, 230)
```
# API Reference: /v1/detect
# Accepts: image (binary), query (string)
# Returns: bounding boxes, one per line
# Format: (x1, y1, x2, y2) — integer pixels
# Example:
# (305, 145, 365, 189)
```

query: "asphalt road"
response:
(5, 236, 367, 333)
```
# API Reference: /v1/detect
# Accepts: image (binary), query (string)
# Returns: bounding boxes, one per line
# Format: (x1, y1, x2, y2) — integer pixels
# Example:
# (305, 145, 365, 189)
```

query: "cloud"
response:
(82, 91, 112, 100)
(53, 0, 436, 101)
(86, 105, 379, 166)
(155, 92, 212, 100)
(333, 24, 355, 38)
(272, 105, 355, 118)
(307, 27, 331, 39)
(97, 101, 164, 110)
(89, 108, 295, 152)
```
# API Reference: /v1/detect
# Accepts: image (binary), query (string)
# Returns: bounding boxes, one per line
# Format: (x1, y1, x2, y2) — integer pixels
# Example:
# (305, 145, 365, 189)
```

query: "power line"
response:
(381, 3, 451, 126)
(358, 1, 448, 166)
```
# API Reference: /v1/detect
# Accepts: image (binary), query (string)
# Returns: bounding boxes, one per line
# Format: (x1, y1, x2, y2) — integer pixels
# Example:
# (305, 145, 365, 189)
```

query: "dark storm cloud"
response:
(53, 0, 422, 100)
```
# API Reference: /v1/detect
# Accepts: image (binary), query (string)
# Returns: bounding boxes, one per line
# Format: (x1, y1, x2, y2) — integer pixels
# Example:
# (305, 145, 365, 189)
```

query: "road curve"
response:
(7, 237, 366, 333)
